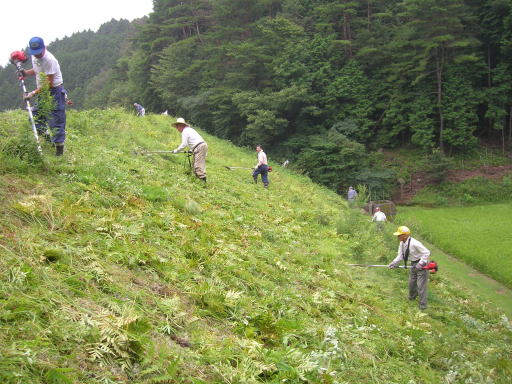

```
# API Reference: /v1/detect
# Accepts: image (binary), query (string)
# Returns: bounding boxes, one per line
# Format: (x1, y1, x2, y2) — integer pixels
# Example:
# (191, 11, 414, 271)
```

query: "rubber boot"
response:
(55, 144, 64, 156)
(253, 176, 258, 184)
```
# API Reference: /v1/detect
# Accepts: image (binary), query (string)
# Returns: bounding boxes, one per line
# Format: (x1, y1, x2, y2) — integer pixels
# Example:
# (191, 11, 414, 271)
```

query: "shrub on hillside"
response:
(423, 149, 454, 184)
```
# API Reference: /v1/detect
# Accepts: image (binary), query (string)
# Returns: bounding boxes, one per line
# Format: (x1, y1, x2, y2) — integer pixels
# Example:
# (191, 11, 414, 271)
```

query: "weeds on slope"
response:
(0, 109, 511, 383)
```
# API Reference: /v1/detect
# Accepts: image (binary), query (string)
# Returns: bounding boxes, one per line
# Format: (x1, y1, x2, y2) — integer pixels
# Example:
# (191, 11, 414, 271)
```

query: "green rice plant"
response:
(398, 203, 512, 287)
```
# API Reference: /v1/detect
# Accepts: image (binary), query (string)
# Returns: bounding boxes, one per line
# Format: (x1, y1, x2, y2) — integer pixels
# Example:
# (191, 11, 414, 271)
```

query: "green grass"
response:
(0, 109, 511, 383)
(397, 204, 512, 288)
(414, 238, 512, 318)
(410, 177, 512, 207)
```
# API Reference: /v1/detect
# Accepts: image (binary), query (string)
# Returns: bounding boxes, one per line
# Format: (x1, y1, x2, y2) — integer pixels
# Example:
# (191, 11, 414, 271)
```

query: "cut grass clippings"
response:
(0, 109, 511, 383)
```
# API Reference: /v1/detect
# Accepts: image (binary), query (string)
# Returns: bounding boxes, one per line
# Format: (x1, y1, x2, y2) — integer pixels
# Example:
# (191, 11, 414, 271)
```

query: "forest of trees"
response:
(1, 0, 511, 194)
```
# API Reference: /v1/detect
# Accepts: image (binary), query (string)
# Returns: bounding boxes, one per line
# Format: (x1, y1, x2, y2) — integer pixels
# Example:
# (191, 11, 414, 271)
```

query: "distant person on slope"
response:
(171, 117, 208, 182)
(347, 186, 358, 207)
(372, 207, 387, 231)
(371, 207, 387, 231)
(253, 145, 269, 188)
(133, 103, 145, 116)
(23, 36, 67, 156)
(388, 226, 431, 310)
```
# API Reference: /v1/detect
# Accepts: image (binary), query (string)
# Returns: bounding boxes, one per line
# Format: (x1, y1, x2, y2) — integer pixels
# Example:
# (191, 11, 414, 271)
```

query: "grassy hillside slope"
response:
(0, 109, 511, 383)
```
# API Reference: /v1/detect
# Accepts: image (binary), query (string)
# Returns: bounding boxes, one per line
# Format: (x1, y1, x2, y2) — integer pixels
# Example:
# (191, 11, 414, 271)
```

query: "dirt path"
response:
(395, 164, 512, 203)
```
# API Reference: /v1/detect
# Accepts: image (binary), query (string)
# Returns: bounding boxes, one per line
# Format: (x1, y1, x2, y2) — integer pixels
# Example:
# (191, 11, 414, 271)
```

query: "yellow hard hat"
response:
(393, 226, 410, 236)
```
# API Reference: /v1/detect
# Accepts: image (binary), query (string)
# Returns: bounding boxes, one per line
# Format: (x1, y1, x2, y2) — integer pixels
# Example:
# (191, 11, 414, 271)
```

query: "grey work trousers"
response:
(408, 263, 428, 309)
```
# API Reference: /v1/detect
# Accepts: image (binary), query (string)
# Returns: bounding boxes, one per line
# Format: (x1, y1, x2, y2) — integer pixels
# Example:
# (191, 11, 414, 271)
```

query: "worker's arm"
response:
(388, 244, 403, 267)
(24, 72, 55, 99)
(47, 73, 56, 87)
(411, 240, 430, 266)
(173, 131, 189, 153)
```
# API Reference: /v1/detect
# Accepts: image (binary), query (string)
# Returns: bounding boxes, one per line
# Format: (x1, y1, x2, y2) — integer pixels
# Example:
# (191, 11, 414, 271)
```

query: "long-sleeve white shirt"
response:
(256, 150, 268, 166)
(390, 237, 430, 266)
(174, 126, 205, 152)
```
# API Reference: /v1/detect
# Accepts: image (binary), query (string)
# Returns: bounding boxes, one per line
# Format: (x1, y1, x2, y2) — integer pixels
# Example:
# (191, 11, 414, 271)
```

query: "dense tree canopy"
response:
(0, 0, 511, 194)
(112, 0, 511, 154)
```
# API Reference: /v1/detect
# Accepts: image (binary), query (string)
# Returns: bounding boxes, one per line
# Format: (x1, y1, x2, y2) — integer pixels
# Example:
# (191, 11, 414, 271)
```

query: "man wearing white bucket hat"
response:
(171, 117, 208, 182)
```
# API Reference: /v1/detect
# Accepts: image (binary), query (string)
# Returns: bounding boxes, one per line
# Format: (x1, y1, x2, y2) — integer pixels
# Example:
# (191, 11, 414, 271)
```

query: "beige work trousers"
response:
(193, 142, 208, 179)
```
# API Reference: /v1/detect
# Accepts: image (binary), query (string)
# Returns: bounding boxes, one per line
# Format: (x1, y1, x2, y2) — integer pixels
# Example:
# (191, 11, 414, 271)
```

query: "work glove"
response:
(24, 90, 36, 100)
(415, 262, 424, 270)
(16, 69, 26, 80)
(172, 149, 178, 154)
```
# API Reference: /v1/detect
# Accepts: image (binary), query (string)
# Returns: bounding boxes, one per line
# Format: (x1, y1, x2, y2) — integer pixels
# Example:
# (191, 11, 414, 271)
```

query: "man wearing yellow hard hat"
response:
(388, 226, 431, 310)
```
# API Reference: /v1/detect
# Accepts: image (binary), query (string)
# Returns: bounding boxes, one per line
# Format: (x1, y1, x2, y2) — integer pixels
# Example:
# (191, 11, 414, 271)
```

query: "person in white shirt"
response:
(253, 145, 269, 188)
(388, 226, 431, 310)
(23, 36, 67, 156)
(171, 117, 208, 182)
(371, 207, 387, 231)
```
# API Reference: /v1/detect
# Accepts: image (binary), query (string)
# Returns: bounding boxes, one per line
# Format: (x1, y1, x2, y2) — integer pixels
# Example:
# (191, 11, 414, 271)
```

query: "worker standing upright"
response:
(253, 145, 269, 188)
(23, 36, 67, 156)
(371, 207, 387, 231)
(388, 226, 431, 310)
(347, 186, 357, 207)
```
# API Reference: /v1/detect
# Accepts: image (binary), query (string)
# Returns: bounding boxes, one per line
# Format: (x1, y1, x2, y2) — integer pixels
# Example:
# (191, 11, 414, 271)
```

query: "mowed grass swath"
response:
(0, 109, 511, 383)
(398, 204, 512, 288)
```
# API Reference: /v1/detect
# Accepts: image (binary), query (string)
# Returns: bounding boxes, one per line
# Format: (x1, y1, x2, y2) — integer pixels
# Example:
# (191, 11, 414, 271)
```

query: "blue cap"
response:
(28, 37, 45, 55)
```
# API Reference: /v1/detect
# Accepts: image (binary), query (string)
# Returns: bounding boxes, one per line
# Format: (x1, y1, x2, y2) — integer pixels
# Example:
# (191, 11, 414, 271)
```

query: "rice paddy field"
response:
(397, 204, 512, 288)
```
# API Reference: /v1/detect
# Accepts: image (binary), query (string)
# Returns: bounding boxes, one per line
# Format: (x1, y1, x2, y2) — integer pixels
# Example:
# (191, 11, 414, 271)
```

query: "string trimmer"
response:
(9, 50, 42, 155)
(349, 261, 439, 273)
(224, 166, 273, 171)
(224, 166, 254, 170)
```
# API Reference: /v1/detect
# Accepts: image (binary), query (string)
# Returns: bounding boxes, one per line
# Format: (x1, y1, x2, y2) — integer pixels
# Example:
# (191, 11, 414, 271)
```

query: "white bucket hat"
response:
(172, 117, 189, 127)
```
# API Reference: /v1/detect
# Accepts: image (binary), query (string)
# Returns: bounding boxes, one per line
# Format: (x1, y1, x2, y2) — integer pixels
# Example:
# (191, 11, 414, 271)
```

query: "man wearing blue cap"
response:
(23, 37, 67, 156)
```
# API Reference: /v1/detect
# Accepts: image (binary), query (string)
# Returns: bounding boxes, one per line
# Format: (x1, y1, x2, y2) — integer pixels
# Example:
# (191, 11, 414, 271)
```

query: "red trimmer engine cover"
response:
(10, 50, 28, 63)
(424, 261, 439, 273)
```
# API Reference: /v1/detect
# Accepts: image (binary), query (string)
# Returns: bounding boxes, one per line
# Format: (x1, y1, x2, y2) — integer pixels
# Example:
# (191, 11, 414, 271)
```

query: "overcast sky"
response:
(1, 0, 153, 66)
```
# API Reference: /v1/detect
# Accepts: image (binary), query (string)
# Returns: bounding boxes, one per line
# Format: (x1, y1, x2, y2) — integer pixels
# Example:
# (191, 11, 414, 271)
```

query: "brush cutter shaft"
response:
(349, 264, 409, 268)
(137, 150, 192, 155)
(11, 59, 42, 154)
(348, 262, 438, 272)
(225, 166, 254, 170)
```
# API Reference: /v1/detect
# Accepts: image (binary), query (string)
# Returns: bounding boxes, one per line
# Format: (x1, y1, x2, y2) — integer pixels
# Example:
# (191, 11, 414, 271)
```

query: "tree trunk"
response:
(342, 12, 353, 58)
(509, 106, 512, 143)
(367, 1, 372, 32)
(487, 44, 494, 133)
(195, 21, 203, 43)
(502, 119, 505, 155)
(435, 53, 445, 152)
